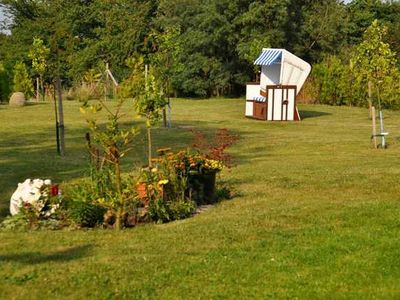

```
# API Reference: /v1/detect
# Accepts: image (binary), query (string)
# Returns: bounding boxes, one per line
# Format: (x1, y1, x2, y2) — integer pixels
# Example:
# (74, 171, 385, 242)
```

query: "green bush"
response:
(148, 198, 195, 224)
(311, 54, 400, 109)
(66, 201, 106, 228)
(0, 214, 29, 231)
(0, 62, 10, 102)
(12, 61, 34, 97)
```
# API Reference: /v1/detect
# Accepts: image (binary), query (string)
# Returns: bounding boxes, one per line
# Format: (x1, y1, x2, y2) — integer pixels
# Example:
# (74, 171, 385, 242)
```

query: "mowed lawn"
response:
(1, 99, 400, 299)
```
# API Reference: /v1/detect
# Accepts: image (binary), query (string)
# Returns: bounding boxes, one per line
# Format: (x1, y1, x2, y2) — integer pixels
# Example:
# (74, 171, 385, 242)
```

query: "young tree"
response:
(151, 25, 183, 127)
(122, 55, 168, 167)
(28, 37, 49, 101)
(81, 98, 138, 230)
(353, 19, 399, 110)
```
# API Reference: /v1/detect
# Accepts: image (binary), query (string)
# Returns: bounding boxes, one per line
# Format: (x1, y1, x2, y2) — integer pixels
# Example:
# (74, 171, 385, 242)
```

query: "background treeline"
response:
(0, 0, 399, 107)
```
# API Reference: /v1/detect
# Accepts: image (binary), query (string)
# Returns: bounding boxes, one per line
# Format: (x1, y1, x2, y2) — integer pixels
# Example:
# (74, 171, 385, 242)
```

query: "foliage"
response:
(65, 200, 106, 228)
(12, 61, 33, 96)
(28, 38, 49, 77)
(134, 145, 229, 222)
(0, 213, 29, 231)
(150, 25, 184, 97)
(80, 98, 138, 229)
(289, 0, 349, 62)
(312, 56, 353, 106)
(236, 1, 287, 63)
(1, 0, 400, 98)
(353, 19, 399, 109)
(0, 61, 10, 102)
(311, 20, 400, 109)
(28, 37, 49, 100)
(136, 149, 196, 223)
(133, 70, 167, 128)
(122, 54, 168, 166)
(148, 198, 195, 224)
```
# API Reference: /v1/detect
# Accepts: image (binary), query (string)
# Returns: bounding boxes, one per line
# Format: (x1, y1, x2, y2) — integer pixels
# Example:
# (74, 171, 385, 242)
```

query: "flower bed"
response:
(2, 129, 238, 230)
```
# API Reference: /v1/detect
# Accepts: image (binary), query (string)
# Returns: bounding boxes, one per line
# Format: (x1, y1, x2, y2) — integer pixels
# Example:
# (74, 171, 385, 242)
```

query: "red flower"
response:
(51, 185, 59, 197)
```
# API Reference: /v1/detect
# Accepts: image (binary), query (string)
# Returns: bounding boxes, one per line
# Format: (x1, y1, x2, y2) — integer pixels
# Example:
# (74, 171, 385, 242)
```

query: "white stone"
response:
(9, 179, 46, 216)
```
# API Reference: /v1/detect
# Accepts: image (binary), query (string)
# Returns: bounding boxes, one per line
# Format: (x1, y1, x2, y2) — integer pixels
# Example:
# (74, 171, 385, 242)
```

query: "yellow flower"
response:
(158, 179, 169, 185)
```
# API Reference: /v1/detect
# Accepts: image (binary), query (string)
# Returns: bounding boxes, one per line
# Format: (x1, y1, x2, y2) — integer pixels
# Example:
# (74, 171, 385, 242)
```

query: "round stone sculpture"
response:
(9, 92, 26, 107)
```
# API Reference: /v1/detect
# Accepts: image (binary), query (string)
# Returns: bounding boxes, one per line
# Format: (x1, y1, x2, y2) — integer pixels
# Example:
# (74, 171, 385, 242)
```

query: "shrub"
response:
(12, 61, 34, 97)
(0, 214, 29, 231)
(0, 62, 10, 102)
(148, 198, 195, 224)
(66, 201, 106, 228)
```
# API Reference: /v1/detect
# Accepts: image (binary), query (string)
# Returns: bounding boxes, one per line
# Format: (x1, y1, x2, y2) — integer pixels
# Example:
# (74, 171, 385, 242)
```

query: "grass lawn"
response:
(1, 99, 400, 299)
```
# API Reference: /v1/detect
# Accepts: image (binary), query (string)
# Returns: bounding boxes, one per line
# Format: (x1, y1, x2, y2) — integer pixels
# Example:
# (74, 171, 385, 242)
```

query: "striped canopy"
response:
(254, 49, 282, 66)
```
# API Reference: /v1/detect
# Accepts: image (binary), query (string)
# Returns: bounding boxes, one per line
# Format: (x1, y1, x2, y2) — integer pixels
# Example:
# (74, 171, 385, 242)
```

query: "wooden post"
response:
(371, 106, 377, 149)
(105, 63, 109, 101)
(56, 77, 65, 156)
(53, 83, 60, 155)
(368, 81, 373, 119)
(162, 108, 167, 128)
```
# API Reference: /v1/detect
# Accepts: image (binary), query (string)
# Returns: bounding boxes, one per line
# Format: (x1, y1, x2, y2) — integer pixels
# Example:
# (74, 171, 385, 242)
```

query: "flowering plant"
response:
(171, 150, 224, 175)
(136, 166, 169, 201)
(10, 178, 61, 218)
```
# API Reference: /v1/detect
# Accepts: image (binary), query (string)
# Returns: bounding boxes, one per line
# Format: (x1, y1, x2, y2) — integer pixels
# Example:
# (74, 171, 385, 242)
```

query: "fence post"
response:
(371, 106, 377, 149)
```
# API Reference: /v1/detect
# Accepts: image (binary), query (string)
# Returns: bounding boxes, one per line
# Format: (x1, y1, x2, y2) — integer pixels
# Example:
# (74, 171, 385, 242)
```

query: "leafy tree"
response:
(80, 98, 138, 230)
(2, 0, 400, 100)
(236, 0, 288, 62)
(12, 61, 33, 96)
(28, 37, 49, 100)
(151, 25, 183, 98)
(122, 55, 168, 167)
(353, 19, 399, 110)
(150, 25, 184, 126)
(285, 0, 349, 61)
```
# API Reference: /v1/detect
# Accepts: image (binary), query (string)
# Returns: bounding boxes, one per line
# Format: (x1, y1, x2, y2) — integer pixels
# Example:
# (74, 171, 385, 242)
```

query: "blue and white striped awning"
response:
(253, 96, 266, 102)
(254, 49, 282, 66)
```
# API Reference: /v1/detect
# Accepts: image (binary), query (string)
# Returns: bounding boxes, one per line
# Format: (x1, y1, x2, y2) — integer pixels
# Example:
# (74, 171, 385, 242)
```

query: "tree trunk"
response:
(56, 77, 65, 156)
(114, 151, 123, 230)
(40, 75, 44, 101)
(36, 77, 40, 102)
(368, 81, 373, 119)
(147, 126, 152, 167)
(162, 108, 167, 128)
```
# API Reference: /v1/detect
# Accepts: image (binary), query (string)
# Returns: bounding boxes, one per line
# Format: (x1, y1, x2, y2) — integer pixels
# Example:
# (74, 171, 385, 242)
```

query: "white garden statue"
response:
(10, 178, 52, 215)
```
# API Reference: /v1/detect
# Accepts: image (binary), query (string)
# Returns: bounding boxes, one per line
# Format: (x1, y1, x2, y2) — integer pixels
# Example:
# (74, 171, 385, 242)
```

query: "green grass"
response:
(1, 99, 400, 299)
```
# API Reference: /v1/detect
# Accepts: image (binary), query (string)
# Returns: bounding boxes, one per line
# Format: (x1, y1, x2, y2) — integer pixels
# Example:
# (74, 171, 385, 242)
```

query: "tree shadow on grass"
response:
(300, 110, 331, 119)
(0, 244, 93, 265)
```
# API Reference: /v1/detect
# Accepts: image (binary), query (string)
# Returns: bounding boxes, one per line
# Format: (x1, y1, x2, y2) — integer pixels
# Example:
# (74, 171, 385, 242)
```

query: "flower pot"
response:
(202, 171, 217, 202)
(188, 171, 217, 205)
(136, 182, 148, 203)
